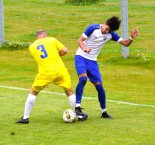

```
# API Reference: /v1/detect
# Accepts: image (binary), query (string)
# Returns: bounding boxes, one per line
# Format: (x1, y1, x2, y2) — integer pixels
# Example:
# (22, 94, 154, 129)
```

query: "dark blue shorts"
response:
(74, 55, 102, 83)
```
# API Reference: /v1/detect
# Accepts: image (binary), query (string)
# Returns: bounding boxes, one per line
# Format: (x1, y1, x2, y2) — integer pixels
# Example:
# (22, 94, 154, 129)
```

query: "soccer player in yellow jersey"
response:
(16, 30, 75, 124)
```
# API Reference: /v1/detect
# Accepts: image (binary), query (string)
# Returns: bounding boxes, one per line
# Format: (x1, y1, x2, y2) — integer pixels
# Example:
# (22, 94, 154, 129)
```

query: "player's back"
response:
(29, 37, 66, 74)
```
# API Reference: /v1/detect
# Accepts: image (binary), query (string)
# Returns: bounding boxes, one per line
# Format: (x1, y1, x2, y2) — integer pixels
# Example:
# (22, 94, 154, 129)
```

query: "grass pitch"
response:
(0, 86, 155, 145)
(0, 49, 155, 145)
(0, 0, 155, 145)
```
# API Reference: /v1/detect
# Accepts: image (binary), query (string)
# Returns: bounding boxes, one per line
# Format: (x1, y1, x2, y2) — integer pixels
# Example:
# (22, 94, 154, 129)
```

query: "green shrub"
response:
(0, 41, 30, 50)
(65, 0, 100, 5)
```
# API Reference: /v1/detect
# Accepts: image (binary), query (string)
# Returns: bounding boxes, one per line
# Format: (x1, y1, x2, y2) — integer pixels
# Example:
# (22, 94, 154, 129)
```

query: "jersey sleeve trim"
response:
(82, 33, 87, 38)
(117, 38, 123, 43)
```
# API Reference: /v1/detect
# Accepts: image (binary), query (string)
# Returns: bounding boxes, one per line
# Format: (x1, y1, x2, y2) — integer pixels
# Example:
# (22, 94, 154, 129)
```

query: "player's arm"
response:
(119, 29, 139, 47)
(54, 38, 68, 56)
(59, 46, 68, 56)
(78, 24, 99, 54)
(78, 35, 91, 54)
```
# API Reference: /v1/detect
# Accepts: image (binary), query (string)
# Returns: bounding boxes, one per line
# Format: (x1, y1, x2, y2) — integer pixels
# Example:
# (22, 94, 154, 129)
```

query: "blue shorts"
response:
(74, 55, 102, 83)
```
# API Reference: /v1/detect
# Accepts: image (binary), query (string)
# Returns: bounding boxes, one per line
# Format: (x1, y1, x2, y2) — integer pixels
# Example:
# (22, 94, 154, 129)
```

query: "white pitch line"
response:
(0, 85, 155, 108)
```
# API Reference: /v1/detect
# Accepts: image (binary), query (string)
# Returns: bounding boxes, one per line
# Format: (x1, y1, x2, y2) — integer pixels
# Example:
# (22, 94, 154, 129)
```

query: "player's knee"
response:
(93, 82, 102, 86)
(64, 89, 74, 96)
(29, 88, 38, 96)
(79, 76, 87, 85)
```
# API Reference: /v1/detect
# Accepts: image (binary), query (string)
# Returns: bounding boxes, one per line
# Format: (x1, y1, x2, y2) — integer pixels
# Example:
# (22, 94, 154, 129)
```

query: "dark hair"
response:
(106, 16, 121, 32)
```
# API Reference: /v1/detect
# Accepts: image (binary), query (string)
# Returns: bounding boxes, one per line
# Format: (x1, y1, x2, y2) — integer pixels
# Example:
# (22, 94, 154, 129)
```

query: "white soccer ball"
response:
(63, 109, 76, 123)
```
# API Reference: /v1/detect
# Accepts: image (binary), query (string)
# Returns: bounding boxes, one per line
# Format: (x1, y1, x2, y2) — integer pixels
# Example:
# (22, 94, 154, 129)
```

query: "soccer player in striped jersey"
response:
(16, 30, 75, 124)
(74, 16, 139, 120)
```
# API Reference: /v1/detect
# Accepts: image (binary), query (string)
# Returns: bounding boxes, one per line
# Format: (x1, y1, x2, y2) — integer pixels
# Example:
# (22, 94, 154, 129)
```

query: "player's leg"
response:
(64, 88, 76, 111)
(16, 74, 49, 124)
(23, 89, 38, 119)
(74, 55, 88, 107)
(16, 89, 38, 124)
(74, 55, 88, 121)
(75, 74, 88, 121)
(93, 82, 113, 119)
(54, 68, 76, 111)
(93, 82, 106, 111)
(88, 61, 113, 119)
(75, 73, 87, 107)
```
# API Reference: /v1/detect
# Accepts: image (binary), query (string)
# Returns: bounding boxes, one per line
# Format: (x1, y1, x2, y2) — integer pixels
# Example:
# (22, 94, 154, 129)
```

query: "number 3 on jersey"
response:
(37, 45, 48, 58)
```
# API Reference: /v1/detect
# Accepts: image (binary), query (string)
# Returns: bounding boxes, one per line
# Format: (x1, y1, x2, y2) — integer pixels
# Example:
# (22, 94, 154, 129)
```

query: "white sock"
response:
(75, 103, 81, 108)
(23, 94, 36, 119)
(68, 94, 75, 111)
(102, 109, 106, 113)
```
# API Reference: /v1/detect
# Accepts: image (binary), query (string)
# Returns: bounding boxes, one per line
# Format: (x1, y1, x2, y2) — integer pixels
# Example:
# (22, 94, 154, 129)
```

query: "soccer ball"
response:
(63, 109, 76, 123)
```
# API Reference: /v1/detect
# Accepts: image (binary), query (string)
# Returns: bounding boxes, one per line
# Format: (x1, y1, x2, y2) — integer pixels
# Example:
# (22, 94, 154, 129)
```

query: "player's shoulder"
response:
(87, 24, 100, 30)
(48, 37, 59, 42)
(46, 37, 55, 40)
(43, 37, 58, 44)
(84, 24, 100, 37)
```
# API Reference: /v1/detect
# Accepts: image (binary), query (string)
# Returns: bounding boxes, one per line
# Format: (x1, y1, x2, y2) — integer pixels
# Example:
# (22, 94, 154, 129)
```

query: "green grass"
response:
(0, 88, 155, 145)
(0, 0, 155, 145)
(0, 49, 155, 145)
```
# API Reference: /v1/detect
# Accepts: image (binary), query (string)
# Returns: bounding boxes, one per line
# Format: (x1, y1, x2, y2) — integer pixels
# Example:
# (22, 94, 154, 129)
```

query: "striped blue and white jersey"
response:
(76, 24, 122, 60)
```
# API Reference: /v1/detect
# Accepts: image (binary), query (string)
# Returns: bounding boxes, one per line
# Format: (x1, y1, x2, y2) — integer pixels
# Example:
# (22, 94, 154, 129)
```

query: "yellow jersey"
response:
(29, 37, 66, 75)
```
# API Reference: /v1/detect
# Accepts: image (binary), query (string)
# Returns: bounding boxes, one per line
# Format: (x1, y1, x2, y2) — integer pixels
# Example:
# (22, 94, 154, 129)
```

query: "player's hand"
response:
(130, 29, 139, 39)
(83, 48, 92, 54)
